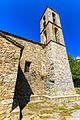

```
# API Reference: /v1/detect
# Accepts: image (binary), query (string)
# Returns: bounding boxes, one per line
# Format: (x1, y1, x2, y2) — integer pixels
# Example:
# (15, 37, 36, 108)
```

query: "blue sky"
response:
(0, 0, 80, 57)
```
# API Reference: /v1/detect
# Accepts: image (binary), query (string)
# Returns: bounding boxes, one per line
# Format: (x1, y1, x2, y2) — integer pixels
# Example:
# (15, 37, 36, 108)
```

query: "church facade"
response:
(0, 7, 76, 119)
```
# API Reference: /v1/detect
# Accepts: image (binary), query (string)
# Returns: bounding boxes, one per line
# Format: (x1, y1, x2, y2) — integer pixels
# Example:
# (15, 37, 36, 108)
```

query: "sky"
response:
(0, 0, 80, 58)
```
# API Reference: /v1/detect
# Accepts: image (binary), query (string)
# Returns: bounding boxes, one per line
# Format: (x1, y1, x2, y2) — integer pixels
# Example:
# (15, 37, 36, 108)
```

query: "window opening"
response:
(50, 80, 55, 84)
(43, 16, 46, 28)
(24, 61, 31, 72)
(54, 28, 60, 43)
(52, 13, 55, 22)
(44, 30, 47, 43)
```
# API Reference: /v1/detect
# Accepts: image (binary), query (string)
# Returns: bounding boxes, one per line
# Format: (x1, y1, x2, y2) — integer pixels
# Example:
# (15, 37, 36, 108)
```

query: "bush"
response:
(68, 54, 80, 87)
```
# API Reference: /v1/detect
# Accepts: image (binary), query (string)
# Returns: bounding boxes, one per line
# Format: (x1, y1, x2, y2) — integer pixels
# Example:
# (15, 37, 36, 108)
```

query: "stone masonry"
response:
(0, 6, 76, 120)
(40, 7, 75, 95)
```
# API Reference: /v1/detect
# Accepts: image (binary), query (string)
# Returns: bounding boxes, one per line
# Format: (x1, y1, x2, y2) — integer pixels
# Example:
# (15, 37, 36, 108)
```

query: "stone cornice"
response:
(40, 21, 62, 35)
(44, 40, 66, 48)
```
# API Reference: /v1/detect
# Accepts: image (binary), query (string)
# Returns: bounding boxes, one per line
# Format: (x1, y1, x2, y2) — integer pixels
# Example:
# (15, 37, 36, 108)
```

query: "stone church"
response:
(0, 7, 76, 119)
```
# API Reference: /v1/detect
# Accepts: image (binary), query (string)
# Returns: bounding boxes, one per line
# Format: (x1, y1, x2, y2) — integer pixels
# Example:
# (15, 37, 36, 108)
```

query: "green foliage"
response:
(68, 54, 80, 87)
(58, 106, 67, 111)
(74, 104, 80, 110)
(76, 89, 80, 94)
(40, 109, 53, 114)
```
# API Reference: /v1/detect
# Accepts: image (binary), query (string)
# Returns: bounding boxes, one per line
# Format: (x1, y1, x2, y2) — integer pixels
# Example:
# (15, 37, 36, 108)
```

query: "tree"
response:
(68, 54, 80, 87)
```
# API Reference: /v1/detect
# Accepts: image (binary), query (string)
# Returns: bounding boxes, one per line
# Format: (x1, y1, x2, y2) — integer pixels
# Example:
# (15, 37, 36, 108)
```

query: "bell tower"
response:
(40, 7, 64, 46)
(40, 7, 75, 96)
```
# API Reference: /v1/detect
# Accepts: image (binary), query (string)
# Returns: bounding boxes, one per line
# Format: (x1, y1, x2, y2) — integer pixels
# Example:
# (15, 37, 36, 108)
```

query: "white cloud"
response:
(76, 56, 80, 59)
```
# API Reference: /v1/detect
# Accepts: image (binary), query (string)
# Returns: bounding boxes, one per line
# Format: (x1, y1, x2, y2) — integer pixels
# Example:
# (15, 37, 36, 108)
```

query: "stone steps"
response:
(21, 99, 80, 120)
(6, 95, 80, 120)
(22, 99, 59, 120)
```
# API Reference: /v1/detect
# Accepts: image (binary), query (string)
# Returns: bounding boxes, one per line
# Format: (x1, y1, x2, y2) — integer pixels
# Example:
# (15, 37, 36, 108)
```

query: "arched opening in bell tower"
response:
(54, 27, 60, 43)
(52, 12, 56, 23)
(43, 16, 46, 29)
(43, 30, 47, 43)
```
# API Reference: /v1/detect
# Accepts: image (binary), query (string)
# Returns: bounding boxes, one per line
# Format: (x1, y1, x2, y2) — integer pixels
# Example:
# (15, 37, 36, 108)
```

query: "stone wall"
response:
(0, 36, 21, 120)
(44, 41, 75, 96)
(0, 32, 76, 119)
(40, 7, 62, 45)
(20, 40, 45, 95)
(40, 7, 61, 34)
(4, 34, 45, 95)
(0, 33, 47, 119)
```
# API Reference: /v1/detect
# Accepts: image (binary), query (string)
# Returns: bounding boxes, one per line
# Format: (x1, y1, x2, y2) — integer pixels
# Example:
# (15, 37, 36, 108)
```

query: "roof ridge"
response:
(0, 31, 24, 48)
(0, 30, 44, 46)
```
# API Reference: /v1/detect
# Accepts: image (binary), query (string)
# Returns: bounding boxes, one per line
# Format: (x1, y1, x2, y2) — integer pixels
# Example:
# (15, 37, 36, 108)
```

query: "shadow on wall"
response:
(12, 64, 33, 120)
